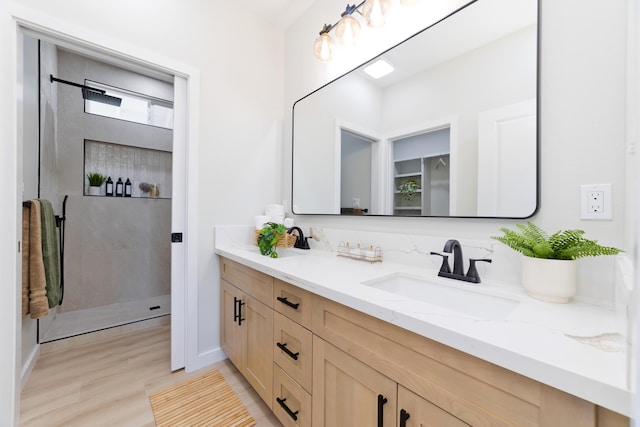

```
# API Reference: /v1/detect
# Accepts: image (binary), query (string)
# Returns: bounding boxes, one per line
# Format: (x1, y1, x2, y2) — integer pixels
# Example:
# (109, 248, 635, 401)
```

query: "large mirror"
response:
(292, 0, 538, 217)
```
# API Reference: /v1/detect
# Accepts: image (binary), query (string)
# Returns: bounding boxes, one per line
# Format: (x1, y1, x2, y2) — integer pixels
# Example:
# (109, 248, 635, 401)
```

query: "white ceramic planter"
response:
(521, 256, 577, 303)
(88, 186, 101, 196)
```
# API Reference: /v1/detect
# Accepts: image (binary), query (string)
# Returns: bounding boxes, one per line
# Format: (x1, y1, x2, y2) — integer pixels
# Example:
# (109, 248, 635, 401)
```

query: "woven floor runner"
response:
(149, 370, 256, 427)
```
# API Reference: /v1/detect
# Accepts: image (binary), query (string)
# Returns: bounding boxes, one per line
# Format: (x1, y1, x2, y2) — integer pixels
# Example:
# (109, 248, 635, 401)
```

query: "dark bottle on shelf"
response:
(105, 177, 114, 196)
(115, 178, 124, 197)
(124, 178, 132, 197)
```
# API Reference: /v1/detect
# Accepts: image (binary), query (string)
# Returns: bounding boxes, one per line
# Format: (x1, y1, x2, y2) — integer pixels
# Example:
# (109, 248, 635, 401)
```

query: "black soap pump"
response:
(105, 177, 114, 197)
(115, 177, 124, 197)
(124, 178, 132, 197)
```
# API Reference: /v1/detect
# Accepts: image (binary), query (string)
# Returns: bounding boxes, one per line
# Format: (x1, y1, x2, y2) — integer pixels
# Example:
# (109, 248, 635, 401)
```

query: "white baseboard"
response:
(21, 344, 40, 390)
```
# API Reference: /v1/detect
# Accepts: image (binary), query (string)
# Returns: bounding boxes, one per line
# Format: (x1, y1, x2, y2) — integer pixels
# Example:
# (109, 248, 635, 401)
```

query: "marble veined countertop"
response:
(214, 228, 630, 416)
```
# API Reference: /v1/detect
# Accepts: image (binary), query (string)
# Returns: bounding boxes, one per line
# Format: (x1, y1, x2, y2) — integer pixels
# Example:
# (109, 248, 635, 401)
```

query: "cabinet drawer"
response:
(273, 365, 312, 427)
(220, 257, 273, 306)
(274, 312, 312, 392)
(273, 279, 312, 329)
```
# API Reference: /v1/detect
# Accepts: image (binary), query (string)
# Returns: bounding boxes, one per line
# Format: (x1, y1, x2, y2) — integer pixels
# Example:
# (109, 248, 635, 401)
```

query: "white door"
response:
(171, 76, 187, 371)
(477, 99, 536, 217)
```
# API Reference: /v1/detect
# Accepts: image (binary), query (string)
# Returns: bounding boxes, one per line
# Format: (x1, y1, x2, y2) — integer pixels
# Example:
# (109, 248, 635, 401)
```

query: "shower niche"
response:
(83, 139, 172, 198)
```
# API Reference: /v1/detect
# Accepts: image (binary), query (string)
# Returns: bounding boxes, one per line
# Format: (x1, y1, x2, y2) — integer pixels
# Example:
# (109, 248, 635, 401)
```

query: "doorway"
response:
(391, 127, 451, 216)
(16, 23, 194, 376)
(340, 130, 375, 215)
(26, 38, 175, 344)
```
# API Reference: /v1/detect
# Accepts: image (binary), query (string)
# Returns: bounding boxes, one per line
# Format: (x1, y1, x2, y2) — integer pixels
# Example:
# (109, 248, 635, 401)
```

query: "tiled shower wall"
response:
(84, 140, 172, 198)
(47, 49, 174, 318)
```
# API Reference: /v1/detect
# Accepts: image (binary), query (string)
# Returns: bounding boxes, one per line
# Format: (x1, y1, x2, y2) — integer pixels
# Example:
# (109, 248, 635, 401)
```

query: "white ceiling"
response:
(233, 0, 316, 29)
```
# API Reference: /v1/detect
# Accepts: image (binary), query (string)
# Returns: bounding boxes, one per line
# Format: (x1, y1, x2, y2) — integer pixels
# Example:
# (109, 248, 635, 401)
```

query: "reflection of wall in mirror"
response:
(382, 25, 537, 216)
(293, 75, 383, 214)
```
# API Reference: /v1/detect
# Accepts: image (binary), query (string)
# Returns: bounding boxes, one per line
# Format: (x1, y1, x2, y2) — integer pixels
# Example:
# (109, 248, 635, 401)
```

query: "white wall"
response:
(1, 1, 284, 425)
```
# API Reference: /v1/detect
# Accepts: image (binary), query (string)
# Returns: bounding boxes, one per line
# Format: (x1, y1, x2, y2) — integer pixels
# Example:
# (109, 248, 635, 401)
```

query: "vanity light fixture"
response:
(313, 0, 421, 61)
(335, 5, 362, 46)
(313, 24, 336, 62)
(362, 0, 391, 27)
(363, 58, 395, 78)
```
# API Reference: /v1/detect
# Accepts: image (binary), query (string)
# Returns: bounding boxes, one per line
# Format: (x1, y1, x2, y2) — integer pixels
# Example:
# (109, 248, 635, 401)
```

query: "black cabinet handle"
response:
(377, 394, 388, 427)
(276, 342, 300, 360)
(276, 397, 299, 421)
(237, 300, 245, 326)
(277, 296, 300, 310)
(233, 296, 239, 322)
(400, 409, 411, 427)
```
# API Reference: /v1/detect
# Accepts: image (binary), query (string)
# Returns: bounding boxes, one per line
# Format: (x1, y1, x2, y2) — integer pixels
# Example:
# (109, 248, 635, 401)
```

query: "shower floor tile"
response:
(41, 294, 170, 343)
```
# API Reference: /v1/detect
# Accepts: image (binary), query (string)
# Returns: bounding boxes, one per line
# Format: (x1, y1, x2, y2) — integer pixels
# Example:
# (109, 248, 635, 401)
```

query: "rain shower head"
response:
(81, 88, 122, 106)
(50, 75, 123, 107)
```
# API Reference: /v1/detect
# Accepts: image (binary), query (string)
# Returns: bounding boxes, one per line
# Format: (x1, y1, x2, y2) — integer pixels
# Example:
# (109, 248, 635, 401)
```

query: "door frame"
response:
(11, 5, 198, 377)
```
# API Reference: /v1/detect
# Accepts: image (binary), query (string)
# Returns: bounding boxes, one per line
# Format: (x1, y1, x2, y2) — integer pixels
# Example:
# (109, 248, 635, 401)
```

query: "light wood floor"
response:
(20, 322, 282, 426)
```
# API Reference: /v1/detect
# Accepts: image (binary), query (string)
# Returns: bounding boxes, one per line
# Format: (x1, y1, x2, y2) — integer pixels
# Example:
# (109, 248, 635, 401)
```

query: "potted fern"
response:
(87, 172, 106, 196)
(492, 222, 621, 303)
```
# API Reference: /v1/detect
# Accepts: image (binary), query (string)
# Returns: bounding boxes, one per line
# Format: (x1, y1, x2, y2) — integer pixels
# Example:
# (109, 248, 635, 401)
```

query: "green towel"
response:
(38, 199, 60, 308)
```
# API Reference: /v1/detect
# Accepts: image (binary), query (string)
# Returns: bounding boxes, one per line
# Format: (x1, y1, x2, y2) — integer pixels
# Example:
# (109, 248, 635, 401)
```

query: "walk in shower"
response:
(33, 39, 174, 343)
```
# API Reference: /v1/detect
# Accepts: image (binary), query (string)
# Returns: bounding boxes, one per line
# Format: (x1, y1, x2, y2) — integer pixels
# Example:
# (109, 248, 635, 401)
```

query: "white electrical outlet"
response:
(580, 184, 612, 220)
(352, 198, 360, 208)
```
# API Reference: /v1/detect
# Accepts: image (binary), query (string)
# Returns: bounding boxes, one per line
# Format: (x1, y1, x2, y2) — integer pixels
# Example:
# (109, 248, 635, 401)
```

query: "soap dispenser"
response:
(124, 178, 132, 197)
(115, 178, 124, 197)
(105, 177, 114, 197)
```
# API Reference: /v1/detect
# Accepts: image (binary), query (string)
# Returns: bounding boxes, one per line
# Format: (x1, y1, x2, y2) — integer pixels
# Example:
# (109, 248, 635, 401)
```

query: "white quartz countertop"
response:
(215, 238, 630, 416)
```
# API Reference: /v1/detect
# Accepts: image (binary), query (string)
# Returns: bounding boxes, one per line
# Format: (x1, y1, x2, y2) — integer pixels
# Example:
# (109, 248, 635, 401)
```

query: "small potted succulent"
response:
(86, 172, 106, 196)
(492, 222, 621, 303)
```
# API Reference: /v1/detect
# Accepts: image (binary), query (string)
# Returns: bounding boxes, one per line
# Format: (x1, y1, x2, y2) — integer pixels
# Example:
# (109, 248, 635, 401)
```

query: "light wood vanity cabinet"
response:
(219, 258, 629, 427)
(219, 258, 273, 408)
(311, 295, 628, 427)
(313, 335, 397, 426)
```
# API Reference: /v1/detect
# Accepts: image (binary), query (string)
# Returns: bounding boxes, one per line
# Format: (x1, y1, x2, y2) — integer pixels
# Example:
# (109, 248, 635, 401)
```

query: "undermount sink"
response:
(362, 273, 519, 321)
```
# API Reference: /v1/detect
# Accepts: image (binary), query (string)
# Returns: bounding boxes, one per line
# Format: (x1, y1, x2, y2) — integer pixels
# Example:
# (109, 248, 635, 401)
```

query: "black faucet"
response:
(443, 239, 464, 275)
(287, 227, 310, 250)
(430, 239, 491, 283)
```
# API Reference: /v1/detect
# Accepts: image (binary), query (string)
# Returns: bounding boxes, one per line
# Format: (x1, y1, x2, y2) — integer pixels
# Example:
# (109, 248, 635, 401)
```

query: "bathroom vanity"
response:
(216, 228, 630, 426)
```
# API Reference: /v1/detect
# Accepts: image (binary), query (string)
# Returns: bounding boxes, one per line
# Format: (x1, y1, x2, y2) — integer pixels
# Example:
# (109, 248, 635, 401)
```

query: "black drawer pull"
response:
(377, 394, 387, 427)
(277, 296, 300, 310)
(400, 409, 411, 427)
(237, 300, 245, 326)
(233, 296, 239, 322)
(276, 342, 300, 360)
(276, 397, 299, 421)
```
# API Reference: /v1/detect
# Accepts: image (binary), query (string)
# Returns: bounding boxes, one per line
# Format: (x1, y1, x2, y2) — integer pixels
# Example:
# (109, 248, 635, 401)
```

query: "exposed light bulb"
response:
(313, 26, 335, 62)
(335, 13, 361, 46)
(362, 0, 391, 28)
